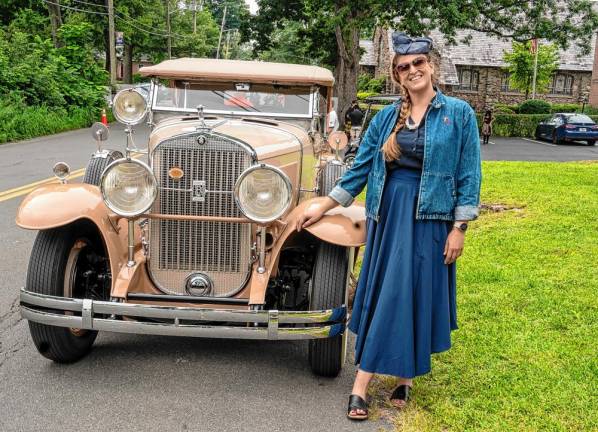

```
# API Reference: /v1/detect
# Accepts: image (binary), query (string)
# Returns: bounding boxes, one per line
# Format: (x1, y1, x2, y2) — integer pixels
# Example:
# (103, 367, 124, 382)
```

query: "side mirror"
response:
(327, 131, 348, 161)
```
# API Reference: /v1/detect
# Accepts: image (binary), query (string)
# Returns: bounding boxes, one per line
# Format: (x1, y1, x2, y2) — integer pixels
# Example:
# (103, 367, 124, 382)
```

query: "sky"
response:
(244, 0, 258, 15)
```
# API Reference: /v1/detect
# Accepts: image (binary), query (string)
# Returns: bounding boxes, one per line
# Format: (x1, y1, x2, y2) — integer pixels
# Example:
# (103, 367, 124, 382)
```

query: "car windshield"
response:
(565, 114, 594, 124)
(152, 81, 313, 118)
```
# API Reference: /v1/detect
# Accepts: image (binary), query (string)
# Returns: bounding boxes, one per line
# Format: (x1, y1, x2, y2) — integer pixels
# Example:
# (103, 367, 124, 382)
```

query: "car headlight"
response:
(234, 164, 293, 224)
(112, 88, 148, 125)
(100, 159, 157, 217)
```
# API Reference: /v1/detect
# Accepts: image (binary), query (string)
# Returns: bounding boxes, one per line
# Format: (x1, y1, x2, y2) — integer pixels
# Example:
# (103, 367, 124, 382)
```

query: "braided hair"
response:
(381, 53, 435, 162)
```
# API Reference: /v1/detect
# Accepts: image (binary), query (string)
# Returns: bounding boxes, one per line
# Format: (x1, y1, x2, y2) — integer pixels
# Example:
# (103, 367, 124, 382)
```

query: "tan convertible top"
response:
(139, 58, 334, 87)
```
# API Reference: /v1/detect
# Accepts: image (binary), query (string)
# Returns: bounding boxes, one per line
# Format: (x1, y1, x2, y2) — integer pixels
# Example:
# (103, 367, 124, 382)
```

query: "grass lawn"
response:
(353, 161, 598, 431)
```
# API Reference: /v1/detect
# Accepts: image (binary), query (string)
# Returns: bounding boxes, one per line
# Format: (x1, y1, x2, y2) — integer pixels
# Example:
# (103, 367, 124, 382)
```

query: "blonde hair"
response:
(381, 53, 437, 162)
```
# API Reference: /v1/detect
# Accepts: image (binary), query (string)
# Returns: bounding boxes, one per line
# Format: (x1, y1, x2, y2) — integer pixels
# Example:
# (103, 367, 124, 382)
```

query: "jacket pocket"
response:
(421, 173, 456, 215)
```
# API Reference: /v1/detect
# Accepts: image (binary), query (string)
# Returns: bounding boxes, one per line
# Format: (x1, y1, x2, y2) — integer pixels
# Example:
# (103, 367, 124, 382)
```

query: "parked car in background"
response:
(16, 58, 365, 377)
(535, 113, 598, 145)
(343, 94, 401, 167)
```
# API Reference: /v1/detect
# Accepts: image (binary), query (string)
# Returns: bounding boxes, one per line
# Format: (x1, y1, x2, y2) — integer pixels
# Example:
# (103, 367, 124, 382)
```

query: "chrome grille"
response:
(148, 132, 253, 296)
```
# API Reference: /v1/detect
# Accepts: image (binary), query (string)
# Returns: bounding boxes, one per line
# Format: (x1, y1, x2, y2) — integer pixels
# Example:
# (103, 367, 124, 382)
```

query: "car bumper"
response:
(562, 131, 598, 140)
(20, 289, 346, 340)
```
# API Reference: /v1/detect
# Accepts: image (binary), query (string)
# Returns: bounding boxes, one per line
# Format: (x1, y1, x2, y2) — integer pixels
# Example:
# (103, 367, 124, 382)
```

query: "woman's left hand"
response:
(444, 229, 465, 265)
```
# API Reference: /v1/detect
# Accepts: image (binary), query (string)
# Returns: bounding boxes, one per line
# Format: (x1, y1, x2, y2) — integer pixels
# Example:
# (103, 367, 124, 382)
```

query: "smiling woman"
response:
(296, 31, 481, 421)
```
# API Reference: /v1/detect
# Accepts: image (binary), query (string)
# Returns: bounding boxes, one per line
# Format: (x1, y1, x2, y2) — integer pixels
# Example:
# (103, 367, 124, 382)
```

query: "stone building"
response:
(361, 28, 596, 111)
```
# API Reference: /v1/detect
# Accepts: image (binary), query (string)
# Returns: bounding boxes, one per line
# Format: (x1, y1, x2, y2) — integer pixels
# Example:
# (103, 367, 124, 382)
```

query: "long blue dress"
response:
(348, 131, 458, 378)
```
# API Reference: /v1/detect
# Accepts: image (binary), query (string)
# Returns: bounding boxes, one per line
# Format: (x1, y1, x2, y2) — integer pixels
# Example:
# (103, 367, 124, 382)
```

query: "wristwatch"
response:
(453, 222, 468, 233)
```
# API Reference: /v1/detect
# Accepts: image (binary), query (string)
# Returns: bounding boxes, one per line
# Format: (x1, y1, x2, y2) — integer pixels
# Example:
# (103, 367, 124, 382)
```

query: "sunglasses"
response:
(394, 57, 428, 74)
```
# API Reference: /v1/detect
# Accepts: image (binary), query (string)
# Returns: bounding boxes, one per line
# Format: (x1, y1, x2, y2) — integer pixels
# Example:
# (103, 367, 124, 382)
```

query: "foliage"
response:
(503, 41, 559, 97)
(0, 97, 101, 143)
(550, 102, 585, 113)
(357, 73, 372, 92)
(518, 99, 552, 114)
(257, 20, 318, 64)
(0, 21, 108, 109)
(356, 160, 598, 431)
(356, 91, 378, 100)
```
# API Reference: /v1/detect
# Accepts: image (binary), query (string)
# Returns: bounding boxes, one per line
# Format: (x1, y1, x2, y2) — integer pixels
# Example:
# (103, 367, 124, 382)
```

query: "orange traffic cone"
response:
(101, 108, 108, 126)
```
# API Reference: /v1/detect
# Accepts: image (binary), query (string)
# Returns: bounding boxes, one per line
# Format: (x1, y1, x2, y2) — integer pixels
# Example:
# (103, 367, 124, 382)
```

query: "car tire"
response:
(587, 140, 595, 146)
(26, 223, 109, 363)
(552, 132, 561, 145)
(83, 150, 124, 185)
(319, 162, 347, 196)
(308, 242, 349, 377)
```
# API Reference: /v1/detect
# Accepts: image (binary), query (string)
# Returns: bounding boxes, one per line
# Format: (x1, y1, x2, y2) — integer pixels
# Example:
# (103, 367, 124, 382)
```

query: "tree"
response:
(250, 0, 598, 125)
(503, 41, 559, 98)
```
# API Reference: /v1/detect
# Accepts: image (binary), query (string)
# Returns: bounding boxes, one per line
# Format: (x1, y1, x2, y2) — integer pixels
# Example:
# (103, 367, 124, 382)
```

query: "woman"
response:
(481, 109, 494, 145)
(296, 31, 481, 420)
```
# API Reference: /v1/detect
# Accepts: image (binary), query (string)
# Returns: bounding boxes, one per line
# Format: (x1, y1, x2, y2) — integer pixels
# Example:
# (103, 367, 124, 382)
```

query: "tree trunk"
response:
(333, 24, 360, 128)
(123, 43, 133, 84)
(47, 2, 63, 48)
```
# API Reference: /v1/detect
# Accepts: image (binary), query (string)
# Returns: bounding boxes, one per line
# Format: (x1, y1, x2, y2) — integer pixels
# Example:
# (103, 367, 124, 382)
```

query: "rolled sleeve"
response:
(328, 184, 354, 207)
(455, 104, 482, 221)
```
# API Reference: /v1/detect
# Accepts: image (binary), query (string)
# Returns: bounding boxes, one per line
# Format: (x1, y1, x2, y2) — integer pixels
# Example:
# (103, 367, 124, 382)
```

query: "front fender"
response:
(16, 184, 130, 292)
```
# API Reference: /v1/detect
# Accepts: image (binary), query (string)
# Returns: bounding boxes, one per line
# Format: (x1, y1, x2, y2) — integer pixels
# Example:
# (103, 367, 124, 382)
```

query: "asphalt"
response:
(1, 128, 596, 432)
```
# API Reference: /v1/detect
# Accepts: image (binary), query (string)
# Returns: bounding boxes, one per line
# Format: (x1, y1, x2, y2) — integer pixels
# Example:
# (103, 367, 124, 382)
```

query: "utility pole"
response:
(107, 0, 116, 85)
(192, 0, 196, 34)
(531, 38, 539, 99)
(166, 0, 172, 59)
(216, 4, 227, 59)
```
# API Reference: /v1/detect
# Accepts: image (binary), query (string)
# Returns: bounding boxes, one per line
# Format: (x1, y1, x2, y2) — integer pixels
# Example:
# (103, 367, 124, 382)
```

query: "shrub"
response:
(366, 76, 386, 93)
(357, 91, 379, 100)
(357, 73, 372, 92)
(518, 99, 551, 114)
(550, 103, 581, 113)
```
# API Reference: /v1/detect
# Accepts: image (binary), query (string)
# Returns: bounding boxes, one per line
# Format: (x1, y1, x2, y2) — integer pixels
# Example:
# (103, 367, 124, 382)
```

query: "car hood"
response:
(148, 116, 308, 160)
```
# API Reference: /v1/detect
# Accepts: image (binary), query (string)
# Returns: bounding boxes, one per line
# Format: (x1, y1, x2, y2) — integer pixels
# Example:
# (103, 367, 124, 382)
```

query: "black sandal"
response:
(347, 394, 369, 420)
(389, 384, 412, 409)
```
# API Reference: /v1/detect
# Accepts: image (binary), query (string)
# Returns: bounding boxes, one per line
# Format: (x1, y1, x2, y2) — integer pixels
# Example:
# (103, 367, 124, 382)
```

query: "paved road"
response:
(0, 124, 381, 432)
(1, 127, 596, 432)
(481, 136, 598, 161)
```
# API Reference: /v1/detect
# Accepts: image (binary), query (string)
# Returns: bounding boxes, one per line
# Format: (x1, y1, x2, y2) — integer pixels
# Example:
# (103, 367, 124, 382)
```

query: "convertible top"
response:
(139, 58, 335, 87)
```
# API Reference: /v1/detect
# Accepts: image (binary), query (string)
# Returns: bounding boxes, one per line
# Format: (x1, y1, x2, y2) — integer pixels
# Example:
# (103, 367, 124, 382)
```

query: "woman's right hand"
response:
(295, 197, 338, 232)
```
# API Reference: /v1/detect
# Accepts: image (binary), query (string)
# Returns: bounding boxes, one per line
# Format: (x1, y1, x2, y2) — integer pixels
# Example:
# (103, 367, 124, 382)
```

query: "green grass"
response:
(0, 103, 108, 144)
(353, 161, 598, 431)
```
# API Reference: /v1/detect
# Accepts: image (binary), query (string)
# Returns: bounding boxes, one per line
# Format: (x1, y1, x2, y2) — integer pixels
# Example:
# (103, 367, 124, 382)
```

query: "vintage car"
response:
(16, 58, 366, 377)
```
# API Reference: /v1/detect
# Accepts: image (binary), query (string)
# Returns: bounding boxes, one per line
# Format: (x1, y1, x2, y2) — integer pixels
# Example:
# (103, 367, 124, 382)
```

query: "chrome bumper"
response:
(20, 289, 346, 340)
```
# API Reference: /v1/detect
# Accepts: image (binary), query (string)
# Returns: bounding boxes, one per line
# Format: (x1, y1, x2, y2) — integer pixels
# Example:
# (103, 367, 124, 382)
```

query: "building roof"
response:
(429, 29, 595, 72)
(139, 58, 335, 86)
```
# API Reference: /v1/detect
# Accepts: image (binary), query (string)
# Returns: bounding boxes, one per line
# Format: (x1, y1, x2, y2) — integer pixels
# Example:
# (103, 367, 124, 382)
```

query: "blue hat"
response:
(392, 31, 433, 55)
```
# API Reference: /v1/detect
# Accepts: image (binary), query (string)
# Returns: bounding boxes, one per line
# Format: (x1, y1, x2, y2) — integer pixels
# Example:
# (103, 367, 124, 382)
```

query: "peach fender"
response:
(16, 183, 133, 295)
(248, 197, 365, 305)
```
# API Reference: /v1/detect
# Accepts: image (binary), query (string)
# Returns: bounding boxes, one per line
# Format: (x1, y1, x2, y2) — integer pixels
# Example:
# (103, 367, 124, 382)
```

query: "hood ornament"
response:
(195, 104, 227, 134)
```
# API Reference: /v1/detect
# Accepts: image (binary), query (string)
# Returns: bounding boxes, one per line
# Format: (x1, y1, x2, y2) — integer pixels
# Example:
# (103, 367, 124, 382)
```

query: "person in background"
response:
(345, 100, 365, 140)
(328, 98, 340, 133)
(296, 31, 481, 421)
(481, 109, 493, 145)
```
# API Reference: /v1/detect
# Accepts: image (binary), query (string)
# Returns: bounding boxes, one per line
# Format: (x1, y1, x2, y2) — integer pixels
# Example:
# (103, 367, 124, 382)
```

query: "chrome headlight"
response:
(100, 159, 157, 217)
(112, 88, 147, 125)
(234, 164, 293, 224)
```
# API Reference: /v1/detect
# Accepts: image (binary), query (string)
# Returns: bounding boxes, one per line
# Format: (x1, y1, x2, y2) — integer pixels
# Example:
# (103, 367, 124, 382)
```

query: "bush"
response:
(550, 103, 582, 113)
(474, 113, 598, 138)
(0, 98, 102, 143)
(367, 76, 386, 93)
(518, 99, 551, 114)
(357, 73, 372, 92)
(357, 91, 379, 100)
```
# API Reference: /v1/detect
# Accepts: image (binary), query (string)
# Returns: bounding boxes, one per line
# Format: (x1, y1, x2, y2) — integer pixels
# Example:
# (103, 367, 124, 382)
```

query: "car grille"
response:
(148, 132, 253, 296)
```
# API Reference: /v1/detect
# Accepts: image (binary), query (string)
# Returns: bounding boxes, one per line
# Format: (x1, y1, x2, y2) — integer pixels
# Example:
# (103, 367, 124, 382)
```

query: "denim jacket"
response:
(329, 89, 481, 222)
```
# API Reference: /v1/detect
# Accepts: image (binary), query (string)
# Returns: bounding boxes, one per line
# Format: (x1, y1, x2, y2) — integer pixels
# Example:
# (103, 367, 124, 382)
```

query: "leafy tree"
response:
(251, 0, 598, 125)
(503, 41, 559, 98)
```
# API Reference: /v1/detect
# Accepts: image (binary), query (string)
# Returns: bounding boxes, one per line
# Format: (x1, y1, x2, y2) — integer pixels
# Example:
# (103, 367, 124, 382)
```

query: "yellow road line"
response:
(0, 154, 143, 203)
(0, 169, 85, 203)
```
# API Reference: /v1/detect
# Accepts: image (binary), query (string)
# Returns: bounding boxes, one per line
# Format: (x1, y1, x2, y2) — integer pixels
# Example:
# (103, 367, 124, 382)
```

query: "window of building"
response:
(500, 72, 519, 93)
(456, 67, 479, 91)
(549, 73, 574, 95)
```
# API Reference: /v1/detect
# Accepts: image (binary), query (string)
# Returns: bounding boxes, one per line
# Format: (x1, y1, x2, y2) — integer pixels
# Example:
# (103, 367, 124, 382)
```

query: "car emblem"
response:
(197, 135, 207, 145)
(168, 167, 184, 180)
(192, 180, 207, 202)
(185, 273, 213, 296)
